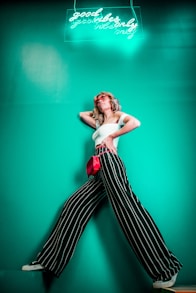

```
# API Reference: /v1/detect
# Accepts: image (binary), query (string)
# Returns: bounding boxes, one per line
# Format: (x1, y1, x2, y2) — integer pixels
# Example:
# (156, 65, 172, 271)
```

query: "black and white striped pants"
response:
(36, 146, 182, 278)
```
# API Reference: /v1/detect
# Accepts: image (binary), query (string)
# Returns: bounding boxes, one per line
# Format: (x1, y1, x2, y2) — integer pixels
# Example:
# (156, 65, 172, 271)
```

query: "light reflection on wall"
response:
(21, 44, 68, 95)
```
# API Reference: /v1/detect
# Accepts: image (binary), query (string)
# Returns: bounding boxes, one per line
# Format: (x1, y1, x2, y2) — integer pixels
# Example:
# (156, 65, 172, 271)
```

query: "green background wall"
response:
(0, 0, 195, 292)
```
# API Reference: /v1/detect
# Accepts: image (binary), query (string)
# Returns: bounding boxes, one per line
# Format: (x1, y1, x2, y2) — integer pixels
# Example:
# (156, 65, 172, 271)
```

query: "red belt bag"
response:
(86, 150, 110, 177)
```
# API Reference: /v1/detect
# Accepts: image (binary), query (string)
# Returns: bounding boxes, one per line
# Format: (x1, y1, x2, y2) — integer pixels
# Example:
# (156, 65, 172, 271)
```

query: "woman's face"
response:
(94, 94, 112, 112)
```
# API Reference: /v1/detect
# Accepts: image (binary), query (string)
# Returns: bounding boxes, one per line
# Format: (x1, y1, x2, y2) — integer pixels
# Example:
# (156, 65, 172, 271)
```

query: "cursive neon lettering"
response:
(69, 8, 103, 22)
(68, 7, 139, 39)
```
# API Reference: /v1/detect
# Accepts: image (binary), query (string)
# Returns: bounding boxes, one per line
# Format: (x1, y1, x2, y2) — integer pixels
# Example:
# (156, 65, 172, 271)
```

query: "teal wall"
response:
(0, 1, 196, 292)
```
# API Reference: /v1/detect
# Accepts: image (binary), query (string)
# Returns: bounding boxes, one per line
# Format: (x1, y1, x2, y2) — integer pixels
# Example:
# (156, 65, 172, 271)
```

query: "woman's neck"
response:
(102, 110, 118, 124)
(103, 110, 114, 120)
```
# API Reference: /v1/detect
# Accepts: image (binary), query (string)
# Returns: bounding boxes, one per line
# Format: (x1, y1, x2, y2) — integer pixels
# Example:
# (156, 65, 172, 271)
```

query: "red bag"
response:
(86, 155, 101, 176)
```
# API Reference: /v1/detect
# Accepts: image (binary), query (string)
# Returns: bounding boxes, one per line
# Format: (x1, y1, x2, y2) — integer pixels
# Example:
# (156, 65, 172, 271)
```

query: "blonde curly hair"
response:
(92, 91, 121, 125)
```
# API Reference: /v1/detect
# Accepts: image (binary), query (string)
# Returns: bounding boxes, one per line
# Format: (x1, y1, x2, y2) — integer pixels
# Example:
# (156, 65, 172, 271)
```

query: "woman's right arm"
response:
(79, 111, 96, 129)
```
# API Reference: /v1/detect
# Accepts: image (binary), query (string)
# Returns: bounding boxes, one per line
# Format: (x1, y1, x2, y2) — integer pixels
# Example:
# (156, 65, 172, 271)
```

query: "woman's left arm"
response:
(102, 115, 141, 153)
(110, 115, 141, 139)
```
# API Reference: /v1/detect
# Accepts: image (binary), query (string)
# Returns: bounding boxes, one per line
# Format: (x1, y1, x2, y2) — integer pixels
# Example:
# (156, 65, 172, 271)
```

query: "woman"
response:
(22, 91, 182, 289)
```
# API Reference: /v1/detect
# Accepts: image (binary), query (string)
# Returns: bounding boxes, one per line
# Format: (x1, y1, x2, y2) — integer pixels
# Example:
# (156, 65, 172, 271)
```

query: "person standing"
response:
(22, 92, 182, 289)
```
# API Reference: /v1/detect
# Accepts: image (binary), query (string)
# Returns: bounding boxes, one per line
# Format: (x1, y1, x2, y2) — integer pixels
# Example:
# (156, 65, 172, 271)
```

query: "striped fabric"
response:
(36, 146, 182, 278)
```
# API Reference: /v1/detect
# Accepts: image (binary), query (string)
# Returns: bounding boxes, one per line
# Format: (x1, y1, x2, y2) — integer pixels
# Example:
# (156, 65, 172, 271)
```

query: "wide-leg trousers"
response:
(36, 146, 182, 278)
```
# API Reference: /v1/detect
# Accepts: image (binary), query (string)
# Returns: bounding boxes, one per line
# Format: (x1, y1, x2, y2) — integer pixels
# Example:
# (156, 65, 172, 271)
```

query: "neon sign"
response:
(65, 7, 143, 42)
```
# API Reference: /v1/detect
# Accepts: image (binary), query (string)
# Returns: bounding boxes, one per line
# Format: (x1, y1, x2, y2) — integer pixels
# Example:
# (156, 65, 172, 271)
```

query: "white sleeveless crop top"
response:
(92, 113, 128, 148)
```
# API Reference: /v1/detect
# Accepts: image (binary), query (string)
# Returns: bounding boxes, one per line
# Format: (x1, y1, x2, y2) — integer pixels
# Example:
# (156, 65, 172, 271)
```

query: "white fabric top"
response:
(92, 113, 128, 148)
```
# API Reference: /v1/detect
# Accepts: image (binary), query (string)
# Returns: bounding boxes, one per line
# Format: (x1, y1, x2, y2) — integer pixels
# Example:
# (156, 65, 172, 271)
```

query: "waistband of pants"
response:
(96, 144, 105, 149)
(95, 145, 112, 156)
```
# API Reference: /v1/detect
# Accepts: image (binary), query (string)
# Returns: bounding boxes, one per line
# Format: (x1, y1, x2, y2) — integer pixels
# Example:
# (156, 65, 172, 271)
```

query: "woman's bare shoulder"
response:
(116, 111, 129, 117)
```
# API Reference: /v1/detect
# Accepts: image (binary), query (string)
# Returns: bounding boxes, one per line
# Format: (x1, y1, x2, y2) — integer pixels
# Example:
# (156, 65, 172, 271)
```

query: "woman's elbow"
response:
(137, 120, 141, 127)
(134, 119, 141, 128)
(79, 112, 87, 121)
(79, 112, 83, 118)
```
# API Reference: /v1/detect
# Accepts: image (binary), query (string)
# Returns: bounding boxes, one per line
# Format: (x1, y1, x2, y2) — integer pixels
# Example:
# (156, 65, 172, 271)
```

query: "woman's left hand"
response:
(101, 136, 117, 154)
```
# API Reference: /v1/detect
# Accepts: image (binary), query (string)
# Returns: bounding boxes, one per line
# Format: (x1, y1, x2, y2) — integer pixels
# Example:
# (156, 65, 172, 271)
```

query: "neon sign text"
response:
(68, 8, 138, 39)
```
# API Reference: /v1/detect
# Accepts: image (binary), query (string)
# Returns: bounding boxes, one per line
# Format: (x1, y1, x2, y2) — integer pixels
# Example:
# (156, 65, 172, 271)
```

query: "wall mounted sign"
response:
(64, 6, 143, 42)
